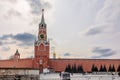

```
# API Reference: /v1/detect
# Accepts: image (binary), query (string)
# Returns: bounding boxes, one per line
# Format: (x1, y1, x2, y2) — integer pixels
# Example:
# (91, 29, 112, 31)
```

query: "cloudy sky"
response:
(0, 0, 120, 59)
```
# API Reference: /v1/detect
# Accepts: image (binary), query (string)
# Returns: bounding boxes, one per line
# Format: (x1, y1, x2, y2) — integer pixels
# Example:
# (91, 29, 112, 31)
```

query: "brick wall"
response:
(49, 59, 120, 72)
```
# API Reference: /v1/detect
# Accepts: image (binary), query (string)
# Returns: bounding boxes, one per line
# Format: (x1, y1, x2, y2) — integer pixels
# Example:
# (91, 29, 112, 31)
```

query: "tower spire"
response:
(40, 9, 46, 25)
(15, 49, 19, 54)
(14, 49, 20, 60)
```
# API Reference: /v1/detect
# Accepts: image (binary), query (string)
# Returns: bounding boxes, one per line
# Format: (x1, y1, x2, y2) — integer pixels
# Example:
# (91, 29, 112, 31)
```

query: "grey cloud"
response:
(17, 42, 33, 46)
(0, 41, 16, 46)
(4, 41, 16, 44)
(86, 27, 103, 36)
(26, 0, 51, 15)
(84, 1, 120, 36)
(4, 9, 22, 18)
(13, 33, 35, 46)
(64, 53, 71, 56)
(0, 42, 3, 45)
(43, 1, 51, 9)
(95, 1, 120, 32)
(1, 46, 10, 51)
(0, 34, 13, 40)
(27, 0, 42, 14)
(0, 33, 35, 46)
(93, 47, 111, 53)
(91, 47, 116, 58)
(13, 33, 34, 42)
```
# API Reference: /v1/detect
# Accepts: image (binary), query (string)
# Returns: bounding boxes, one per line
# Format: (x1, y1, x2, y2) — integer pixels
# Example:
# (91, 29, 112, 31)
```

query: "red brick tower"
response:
(34, 9, 49, 73)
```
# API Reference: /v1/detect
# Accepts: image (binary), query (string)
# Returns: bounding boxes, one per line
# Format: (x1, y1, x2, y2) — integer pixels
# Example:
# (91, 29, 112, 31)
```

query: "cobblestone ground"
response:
(40, 73, 120, 80)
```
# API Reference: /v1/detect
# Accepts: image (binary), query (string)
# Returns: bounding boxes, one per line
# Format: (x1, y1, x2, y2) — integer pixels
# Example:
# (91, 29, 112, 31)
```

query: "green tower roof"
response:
(40, 9, 46, 26)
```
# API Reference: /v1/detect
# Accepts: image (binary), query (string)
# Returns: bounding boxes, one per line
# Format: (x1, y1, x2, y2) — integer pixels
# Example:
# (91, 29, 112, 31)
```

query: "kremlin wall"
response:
(0, 9, 120, 74)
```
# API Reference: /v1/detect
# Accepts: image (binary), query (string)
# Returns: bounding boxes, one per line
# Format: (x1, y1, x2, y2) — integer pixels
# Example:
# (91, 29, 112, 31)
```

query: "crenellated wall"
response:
(49, 59, 120, 72)
(0, 58, 34, 69)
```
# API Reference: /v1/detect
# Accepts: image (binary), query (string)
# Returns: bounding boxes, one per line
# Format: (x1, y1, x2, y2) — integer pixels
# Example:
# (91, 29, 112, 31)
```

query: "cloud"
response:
(13, 33, 35, 46)
(85, 26, 103, 36)
(91, 47, 116, 58)
(27, 0, 42, 14)
(0, 41, 16, 46)
(95, 0, 120, 32)
(4, 9, 22, 18)
(13, 33, 34, 42)
(0, 42, 3, 45)
(4, 41, 16, 44)
(83, 0, 120, 36)
(64, 53, 71, 56)
(85, 23, 114, 36)
(96, 0, 120, 23)
(27, 0, 51, 15)
(1, 46, 10, 51)
(0, 33, 35, 46)
(0, 34, 13, 40)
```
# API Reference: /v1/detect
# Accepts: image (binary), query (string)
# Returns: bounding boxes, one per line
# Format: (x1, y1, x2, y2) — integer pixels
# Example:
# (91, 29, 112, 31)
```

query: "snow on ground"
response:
(40, 73, 120, 80)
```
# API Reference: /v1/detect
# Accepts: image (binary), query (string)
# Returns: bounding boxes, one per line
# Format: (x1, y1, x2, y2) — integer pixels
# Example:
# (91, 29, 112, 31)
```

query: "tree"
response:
(65, 65, 68, 72)
(78, 65, 83, 73)
(108, 65, 112, 72)
(117, 65, 120, 72)
(67, 64, 71, 73)
(65, 64, 71, 72)
(94, 66, 98, 72)
(91, 64, 95, 72)
(103, 65, 107, 72)
(80, 65, 83, 73)
(108, 65, 115, 72)
(111, 65, 115, 72)
(99, 65, 104, 72)
(71, 65, 74, 73)
(73, 64, 77, 73)
(77, 65, 80, 73)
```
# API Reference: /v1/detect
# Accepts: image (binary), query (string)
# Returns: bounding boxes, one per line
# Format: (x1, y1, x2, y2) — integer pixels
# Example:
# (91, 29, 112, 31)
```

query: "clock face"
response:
(40, 34, 44, 39)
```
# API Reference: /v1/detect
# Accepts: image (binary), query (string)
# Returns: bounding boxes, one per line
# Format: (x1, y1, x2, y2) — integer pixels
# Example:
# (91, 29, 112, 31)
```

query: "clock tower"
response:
(34, 9, 49, 73)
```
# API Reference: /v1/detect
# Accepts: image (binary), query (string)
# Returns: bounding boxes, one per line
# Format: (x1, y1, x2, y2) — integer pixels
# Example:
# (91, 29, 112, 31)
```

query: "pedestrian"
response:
(59, 72, 61, 77)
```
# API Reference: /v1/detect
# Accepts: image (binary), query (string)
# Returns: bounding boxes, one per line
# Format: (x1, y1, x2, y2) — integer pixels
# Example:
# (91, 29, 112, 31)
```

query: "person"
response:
(59, 72, 61, 77)
(118, 72, 120, 76)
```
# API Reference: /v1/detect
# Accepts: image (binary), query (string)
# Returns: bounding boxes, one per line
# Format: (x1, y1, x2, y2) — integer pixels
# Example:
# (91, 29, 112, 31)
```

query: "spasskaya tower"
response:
(34, 9, 50, 73)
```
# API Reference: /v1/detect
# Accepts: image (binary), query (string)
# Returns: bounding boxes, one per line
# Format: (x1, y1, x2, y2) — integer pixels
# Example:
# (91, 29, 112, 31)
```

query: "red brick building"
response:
(0, 9, 120, 73)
